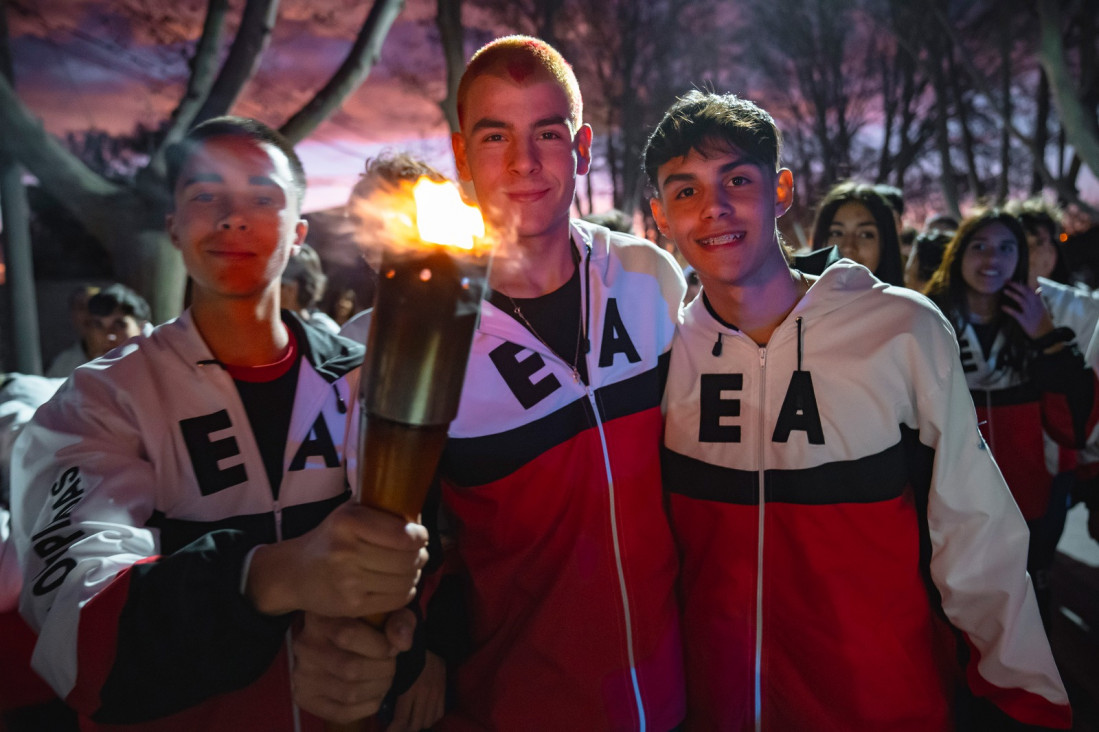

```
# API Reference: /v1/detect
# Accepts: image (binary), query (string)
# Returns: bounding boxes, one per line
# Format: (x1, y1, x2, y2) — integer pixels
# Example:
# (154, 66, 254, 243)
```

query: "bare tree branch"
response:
(280, 0, 405, 143)
(436, 0, 463, 134)
(0, 73, 130, 244)
(194, 0, 279, 124)
(156, 0, 232, 158)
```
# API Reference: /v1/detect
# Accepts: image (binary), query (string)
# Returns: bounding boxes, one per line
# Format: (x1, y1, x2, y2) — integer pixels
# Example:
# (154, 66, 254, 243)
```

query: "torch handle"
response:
(323, 415, 449, 732)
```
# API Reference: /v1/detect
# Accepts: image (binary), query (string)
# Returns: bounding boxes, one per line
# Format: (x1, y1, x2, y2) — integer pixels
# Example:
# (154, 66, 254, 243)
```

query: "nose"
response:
(218, 196, 249, 231)
(836, 234, 858, 257)
(507, 137, 541, 176)
(701, 188, 733, 220)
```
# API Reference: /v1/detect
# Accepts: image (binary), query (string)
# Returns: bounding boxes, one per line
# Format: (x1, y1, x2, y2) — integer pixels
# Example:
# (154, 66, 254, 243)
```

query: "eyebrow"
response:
(660, 156, 754, 189)
(181, 173, 280, 189)
(469, 115, 570, 134)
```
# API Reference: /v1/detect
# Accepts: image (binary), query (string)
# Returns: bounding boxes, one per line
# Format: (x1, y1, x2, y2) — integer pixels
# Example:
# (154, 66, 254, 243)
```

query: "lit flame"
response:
(413, 178, 485, 250)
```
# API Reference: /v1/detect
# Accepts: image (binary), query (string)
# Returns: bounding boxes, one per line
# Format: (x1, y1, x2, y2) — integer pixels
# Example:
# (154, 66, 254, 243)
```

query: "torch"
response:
(328, 178, 491, 732)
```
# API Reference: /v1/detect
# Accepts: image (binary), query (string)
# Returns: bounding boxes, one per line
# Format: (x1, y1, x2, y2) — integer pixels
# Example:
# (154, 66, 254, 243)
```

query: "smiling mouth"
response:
(507, 189, 549, 202)
(697, 232, 745, 247)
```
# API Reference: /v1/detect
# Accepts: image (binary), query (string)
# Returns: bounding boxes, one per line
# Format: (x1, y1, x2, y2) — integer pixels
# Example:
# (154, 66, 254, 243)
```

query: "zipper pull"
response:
(759, 347, 766, 368)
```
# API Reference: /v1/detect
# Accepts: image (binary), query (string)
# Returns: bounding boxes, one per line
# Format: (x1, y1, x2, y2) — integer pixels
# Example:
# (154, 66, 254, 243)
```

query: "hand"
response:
(1001, 282, 1055, 340)
(388, 651, 446, 732)
(292, 609, 417, 724)
(246, 502, 428, 617)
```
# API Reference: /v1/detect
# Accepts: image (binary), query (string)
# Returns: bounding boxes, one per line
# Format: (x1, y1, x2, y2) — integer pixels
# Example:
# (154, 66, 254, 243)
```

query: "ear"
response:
(292, 219, 308, 255)
(775, 168, 794, 218)
(165, 213, 180, 250)
(452, 131, 471, 182)
(575, 124, 593, 176)
(650, 196, 671, 239)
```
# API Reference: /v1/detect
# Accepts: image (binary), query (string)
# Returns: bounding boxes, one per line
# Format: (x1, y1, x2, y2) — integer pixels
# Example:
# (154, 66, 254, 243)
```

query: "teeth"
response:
(700, 233, 743, 246)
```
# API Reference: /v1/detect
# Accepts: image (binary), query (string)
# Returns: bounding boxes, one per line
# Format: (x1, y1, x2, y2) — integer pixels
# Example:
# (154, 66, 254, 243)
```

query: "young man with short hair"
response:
(84, 283, 153, 360)
(644, 90, 1071, 730)
(432, 36, 686, 729)
(12, 116, 427, 730)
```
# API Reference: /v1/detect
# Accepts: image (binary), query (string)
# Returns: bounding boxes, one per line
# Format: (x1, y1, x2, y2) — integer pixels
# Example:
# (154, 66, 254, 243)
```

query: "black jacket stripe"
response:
(664, 426, 932, 506)
(442, 353, 669, 489)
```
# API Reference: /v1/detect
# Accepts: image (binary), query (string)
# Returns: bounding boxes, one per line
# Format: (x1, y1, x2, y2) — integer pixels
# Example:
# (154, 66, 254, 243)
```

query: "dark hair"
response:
(582, 208, 633, 234)
(809, 181, 904, 285)
(643, 90, 782, 192)
(923, 213, 960, 234)
(165, 116, 306, 209)
(925, 209, 1030, 372)
(873, 184, 905, 217)
(1005, 198, 1072, 285)
(87, 283, 152, 324)
(348, 150, 447, 203)
(910, 231, 950, 284)
(282, 243, 327, 310)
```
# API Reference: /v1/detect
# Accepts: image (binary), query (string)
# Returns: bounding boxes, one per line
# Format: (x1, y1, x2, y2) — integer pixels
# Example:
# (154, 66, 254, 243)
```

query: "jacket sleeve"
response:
(1030, 340, 1099, 450)
(913, 311, 1073, 729)
(12, 379, 291, 723)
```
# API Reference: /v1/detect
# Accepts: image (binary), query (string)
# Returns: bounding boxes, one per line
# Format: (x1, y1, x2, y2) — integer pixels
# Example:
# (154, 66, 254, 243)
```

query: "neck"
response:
(490, 221, 576, 298)
(965, 290, 1000, 324)
(191, 288, 289, 366)
(702, 262, 806, 346)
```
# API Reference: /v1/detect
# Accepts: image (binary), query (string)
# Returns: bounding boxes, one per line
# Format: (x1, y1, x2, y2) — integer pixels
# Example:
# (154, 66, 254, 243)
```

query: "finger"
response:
(323, 616, 400, 659)
(349, 543, 428, 577)
(344, 505, 429, 551)
(389, 695, 413, 732)
(384, 608, 417, 654)
(295, 680, 390, 724)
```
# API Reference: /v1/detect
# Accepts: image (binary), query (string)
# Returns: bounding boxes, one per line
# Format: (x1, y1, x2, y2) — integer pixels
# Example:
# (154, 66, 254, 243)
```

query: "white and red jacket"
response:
(433, 220, 687, 731)
(663, 262, 1071, 730)
(953, 316, 1099, 520)
(13, 311, 362, 731)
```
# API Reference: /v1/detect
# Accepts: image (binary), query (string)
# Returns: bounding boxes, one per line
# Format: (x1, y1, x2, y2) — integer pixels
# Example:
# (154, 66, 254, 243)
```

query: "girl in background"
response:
(925, 209, 1099, 624)
(810, 181, 905, 285)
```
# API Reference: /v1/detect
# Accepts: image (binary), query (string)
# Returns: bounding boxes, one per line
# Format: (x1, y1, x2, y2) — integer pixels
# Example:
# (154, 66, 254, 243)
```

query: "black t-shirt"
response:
(489, 262, 589, 384)
(224, 329, 301, 499)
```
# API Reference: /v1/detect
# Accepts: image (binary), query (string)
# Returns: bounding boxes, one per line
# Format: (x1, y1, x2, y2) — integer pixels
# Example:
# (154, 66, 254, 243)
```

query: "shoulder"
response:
(572, 219, 686, 300)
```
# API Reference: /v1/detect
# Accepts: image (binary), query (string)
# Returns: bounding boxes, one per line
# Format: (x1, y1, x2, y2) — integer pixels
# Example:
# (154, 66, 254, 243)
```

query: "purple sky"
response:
(9, 0, 467, 210)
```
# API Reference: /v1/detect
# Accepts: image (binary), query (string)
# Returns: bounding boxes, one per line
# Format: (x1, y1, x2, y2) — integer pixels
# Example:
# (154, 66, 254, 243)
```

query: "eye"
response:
(482, 133, 504, 143)
(192, 192, 216, 203)
(728, 175, 749, 186)
(255, 195, 274, 206)
(673, 186, 696, 200)
(859, 230, 877, 239)
(539, 130, 562, 140)
(827, 228, 844, 239)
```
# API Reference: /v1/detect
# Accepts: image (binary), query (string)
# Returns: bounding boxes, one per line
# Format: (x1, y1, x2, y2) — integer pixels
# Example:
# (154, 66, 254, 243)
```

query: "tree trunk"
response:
(947, 49, 982, 201)
(435, 0, 463, 134)
(1032, 67, 1050, 195)
(1, 156, 41, 373)
(0, 0, 40, 372)
(930, 53, 961, 218)
(1038, 0, 1099, 185)
(997, 22, 1011, 204)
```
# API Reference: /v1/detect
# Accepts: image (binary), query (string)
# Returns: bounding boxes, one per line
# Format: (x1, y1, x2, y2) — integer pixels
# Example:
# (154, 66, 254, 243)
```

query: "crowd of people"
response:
(2, 33, 1098, 732)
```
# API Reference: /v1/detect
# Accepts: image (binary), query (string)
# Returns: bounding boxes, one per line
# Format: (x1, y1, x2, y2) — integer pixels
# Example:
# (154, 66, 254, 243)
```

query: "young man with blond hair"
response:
(428, 36, 686, 729)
